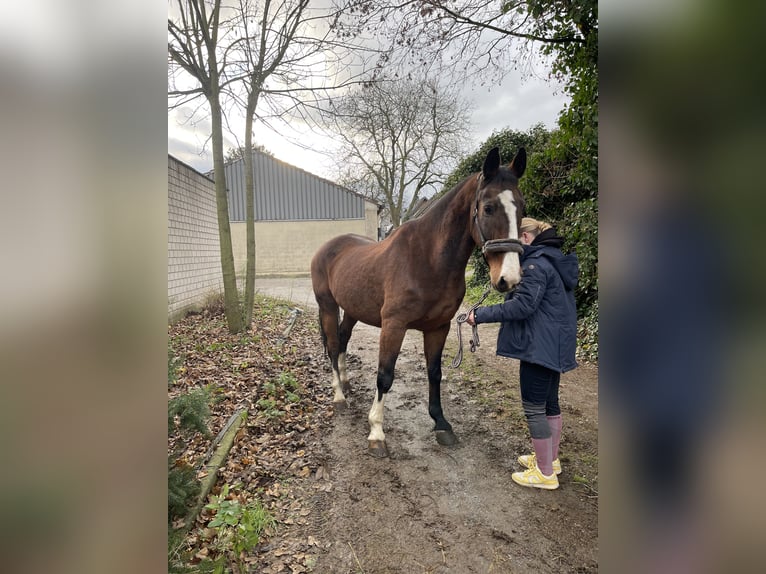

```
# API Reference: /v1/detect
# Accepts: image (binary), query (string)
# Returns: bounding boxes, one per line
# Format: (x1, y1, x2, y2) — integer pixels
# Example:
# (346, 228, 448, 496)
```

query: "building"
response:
(168, 150, 381, 318)
(222, 150, 380, 277)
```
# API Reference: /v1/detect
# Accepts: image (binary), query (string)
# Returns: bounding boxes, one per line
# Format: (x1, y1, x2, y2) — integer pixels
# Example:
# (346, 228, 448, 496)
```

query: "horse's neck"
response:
(417, 178, 477, 267)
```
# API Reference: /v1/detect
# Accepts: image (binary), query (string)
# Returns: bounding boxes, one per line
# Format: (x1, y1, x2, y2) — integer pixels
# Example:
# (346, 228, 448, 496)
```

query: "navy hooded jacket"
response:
(473, 229, 579, 373)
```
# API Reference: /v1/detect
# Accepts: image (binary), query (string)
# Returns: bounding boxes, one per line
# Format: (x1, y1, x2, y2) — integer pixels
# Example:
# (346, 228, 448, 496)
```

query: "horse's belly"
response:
(332, 286, 383, 327)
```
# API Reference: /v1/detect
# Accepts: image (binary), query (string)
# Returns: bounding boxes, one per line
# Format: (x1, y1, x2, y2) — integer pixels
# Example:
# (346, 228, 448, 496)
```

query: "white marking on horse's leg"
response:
(331, 368, 346, 403)
(498, 189, 522, 285)
(367, 392, 386, 443)
(338, 352, 348, 386)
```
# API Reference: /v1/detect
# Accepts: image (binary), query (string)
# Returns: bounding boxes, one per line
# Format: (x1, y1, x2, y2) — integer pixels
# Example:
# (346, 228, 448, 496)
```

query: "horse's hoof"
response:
(333, 400, 348, 412)
(368, 440, 389, 458)
(435, 429, 458, 446)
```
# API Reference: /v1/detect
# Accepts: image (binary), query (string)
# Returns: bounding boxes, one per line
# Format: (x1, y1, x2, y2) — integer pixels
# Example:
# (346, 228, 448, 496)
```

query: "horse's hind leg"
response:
(337, 312, 357, 396)
(317, 302, 347, 408)
(424, 324, 458, 446)
(368, 322, 407, 458)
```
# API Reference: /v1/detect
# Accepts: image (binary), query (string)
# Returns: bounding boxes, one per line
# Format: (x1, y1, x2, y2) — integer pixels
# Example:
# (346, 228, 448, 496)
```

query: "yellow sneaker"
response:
(511, 465, 560, 490)
(518, 453, 562, 475)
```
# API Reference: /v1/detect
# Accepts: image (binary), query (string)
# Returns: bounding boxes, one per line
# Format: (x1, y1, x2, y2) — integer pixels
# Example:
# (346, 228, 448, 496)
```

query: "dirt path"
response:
(255, 278, 598, 573)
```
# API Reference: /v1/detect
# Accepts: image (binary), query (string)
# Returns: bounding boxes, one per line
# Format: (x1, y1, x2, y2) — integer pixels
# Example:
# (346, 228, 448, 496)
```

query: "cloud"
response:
(468, 72, 569, 143)
(168, 71, 568, 181)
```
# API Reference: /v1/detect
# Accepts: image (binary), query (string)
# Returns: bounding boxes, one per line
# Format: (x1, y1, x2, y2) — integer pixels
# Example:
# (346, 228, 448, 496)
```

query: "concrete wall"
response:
(168, 156, 222, 319)
(231, 214, 377, 277)
(364, 201, 379, 240)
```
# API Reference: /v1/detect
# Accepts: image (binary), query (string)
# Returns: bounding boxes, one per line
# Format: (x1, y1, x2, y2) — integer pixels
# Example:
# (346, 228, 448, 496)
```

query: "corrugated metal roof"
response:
(221, 150, 377, 222)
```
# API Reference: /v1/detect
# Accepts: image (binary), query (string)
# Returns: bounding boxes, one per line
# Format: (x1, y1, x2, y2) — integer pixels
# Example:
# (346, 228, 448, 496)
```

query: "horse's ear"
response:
(482, 147, 501, 181)
(509, 147, 526, 179)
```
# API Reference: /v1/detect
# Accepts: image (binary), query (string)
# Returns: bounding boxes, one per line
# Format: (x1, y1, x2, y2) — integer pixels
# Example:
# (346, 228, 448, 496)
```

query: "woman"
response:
(467, 217, 579, 489)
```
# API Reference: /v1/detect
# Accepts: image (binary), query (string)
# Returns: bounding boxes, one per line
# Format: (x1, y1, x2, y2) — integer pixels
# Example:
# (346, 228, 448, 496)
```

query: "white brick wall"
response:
(168, 156, 223, 319)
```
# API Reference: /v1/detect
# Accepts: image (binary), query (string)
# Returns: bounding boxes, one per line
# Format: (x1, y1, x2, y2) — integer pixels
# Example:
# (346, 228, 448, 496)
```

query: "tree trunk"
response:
(210, 93, 245, 333)
(242, 92, 258, 327)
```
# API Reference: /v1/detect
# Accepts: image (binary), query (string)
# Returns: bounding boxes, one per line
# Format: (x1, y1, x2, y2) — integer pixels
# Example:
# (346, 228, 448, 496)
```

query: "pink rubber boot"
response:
(548, 415, 563, 461)
(531, 437, 554, 476)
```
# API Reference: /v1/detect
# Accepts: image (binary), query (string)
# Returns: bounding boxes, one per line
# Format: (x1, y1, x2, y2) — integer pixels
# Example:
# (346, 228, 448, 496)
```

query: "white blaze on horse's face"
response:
(496, 189, 522, 288)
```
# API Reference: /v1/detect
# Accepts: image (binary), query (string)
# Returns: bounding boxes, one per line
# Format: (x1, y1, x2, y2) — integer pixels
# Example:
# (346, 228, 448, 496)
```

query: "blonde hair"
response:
(520, 217, 552, 237)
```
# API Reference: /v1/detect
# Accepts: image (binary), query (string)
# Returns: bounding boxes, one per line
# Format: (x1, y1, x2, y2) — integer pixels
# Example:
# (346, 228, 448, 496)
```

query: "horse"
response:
(310, 147, 526, 457)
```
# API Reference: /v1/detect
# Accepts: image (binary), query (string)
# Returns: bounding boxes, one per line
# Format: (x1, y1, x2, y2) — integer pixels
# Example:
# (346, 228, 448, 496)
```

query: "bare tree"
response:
(229, 0, 309, 327)
(324, 77, 471, 228)
(226, 0, 371, 326)
(170, 0, 373, 332)
(333, 0, 595, 83)
(168, 0, 245, 333)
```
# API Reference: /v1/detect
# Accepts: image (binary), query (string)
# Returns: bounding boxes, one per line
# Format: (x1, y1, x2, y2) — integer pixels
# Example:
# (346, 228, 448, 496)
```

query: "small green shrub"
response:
(169, 387, 212, 437)
(168, 462, 200, 521)
(257, 372, 301, 420)
(205, 484, 276, 569)
(257, 397, 283, 420)
(277, 371, 299, 391)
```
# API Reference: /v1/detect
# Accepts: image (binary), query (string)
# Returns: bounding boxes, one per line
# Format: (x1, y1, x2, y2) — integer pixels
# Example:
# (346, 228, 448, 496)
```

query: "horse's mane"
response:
(386, 174, 474, 240)
(416, 173, 476, 222)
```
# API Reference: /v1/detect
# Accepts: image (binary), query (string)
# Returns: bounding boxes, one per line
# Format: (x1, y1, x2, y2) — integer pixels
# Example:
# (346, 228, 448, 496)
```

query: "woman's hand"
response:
(466, 310, 476, 326)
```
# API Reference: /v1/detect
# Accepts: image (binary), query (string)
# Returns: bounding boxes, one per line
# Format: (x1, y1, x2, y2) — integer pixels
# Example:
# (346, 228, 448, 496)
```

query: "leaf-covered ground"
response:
(169, 295, 335, 572)
(169, 287, 598, 573)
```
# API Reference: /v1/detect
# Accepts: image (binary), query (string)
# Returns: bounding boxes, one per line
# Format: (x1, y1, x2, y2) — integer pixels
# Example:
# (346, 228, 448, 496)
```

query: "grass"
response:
(463, 283, 504, 307)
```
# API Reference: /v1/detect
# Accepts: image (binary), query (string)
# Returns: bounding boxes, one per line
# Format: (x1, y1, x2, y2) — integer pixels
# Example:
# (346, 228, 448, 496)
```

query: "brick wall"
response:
(168, 156, 223, 319)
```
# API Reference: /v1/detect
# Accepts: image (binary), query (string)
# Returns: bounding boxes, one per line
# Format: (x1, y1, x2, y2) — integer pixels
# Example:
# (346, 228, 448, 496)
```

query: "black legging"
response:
(519, 361, 561, 438)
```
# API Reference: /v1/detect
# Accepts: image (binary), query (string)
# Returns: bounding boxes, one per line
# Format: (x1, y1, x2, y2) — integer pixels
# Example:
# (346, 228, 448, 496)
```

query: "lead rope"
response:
(451, 288, 491, 368)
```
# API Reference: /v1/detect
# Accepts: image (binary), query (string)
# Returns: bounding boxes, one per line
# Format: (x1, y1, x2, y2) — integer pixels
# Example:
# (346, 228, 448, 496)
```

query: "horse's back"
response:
(311, 233, 376, 288)
(311, 233, 388, 324)
(311, 234, 376, 275)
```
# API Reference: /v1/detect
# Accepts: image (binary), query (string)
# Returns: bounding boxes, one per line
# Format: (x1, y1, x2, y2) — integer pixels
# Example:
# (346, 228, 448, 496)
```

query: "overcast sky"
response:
(168, 18, 570, 182)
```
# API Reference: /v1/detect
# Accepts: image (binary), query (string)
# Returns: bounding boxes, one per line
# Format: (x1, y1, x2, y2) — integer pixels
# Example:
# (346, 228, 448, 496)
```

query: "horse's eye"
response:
(483, 204, 494, 216)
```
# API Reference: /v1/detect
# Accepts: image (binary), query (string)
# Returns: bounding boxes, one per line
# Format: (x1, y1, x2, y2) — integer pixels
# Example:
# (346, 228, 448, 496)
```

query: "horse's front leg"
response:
(367, 322, 406, 458)
(424, 324, 458, 446)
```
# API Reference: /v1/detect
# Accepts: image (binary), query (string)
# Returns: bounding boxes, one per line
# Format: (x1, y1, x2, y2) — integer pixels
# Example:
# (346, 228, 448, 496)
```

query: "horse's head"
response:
(472, 146, 526, 292)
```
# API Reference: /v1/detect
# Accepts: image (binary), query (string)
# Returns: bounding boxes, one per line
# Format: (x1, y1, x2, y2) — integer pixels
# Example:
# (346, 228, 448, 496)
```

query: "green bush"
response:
(444, 123, 598, 361)
(577, 299, 599, 363)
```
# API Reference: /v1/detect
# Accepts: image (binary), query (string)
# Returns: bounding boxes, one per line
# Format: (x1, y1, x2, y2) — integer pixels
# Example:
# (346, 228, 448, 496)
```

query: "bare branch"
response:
(317, 74, 471, 227)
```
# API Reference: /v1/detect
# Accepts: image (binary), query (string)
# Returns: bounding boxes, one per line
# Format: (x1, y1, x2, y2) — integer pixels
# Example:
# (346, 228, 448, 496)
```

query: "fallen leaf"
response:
(274, 548, 291, 557)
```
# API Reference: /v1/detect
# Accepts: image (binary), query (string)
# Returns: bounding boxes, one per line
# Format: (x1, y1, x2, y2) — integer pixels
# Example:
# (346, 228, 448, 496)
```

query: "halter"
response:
(473, 174, 524, 256)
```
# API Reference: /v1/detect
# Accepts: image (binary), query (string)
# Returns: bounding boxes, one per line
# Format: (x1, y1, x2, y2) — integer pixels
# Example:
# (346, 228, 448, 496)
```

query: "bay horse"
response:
(311, 147, 526, 457)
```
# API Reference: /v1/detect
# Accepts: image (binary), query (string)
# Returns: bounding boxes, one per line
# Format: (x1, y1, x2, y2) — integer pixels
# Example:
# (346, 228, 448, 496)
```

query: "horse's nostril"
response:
(498, 277, 508, 291)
